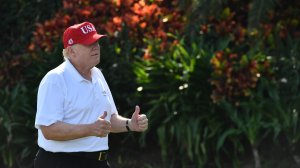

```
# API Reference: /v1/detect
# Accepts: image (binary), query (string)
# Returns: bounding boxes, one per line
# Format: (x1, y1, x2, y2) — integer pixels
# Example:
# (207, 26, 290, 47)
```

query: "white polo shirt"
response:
(35, 59, 118, 152)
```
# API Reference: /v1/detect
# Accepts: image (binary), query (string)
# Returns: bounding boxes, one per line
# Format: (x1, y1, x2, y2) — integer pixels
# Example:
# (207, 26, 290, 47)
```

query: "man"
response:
(34, 22, 148, 168)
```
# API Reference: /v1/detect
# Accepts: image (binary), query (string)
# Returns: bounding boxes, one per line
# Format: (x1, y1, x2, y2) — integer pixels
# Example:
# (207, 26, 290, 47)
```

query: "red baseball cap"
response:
(63, 22, 106, 48)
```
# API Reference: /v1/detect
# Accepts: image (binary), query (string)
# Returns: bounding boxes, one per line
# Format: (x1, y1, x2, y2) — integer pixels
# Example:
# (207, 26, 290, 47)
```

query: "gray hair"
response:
(62, 48, 68, 60)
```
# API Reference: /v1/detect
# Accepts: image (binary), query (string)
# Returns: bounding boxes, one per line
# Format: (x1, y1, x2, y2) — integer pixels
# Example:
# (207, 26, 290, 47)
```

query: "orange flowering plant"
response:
(210, 49, 272, 105)
(28, 0, 185, 56)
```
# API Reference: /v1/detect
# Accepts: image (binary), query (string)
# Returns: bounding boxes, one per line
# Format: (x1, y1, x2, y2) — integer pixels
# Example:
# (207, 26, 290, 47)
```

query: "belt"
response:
(68, 150, 108, 161)
(39, 148, 108, 161)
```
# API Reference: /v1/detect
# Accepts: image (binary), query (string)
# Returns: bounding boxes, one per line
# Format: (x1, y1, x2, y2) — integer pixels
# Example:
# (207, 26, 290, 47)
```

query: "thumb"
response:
(133, 105, 140, 119)
(99, 111, 107, 119)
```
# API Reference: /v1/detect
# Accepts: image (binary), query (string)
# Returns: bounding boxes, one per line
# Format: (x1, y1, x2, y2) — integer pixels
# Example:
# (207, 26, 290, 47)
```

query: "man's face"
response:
(71, 42, 101, 68)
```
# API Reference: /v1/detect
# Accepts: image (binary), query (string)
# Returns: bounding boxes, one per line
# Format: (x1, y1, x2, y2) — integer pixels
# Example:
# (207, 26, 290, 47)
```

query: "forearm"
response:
(40, 121, 92, 141)
(110, 114, 130, 133)
(110, 107, 148, 133)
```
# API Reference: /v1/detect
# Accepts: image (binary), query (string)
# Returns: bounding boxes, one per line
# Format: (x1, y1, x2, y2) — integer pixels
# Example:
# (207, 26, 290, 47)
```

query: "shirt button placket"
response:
(93, 82, 100, 101)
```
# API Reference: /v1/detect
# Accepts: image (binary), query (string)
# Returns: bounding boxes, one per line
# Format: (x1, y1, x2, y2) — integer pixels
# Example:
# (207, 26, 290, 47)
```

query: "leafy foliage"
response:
(0, 85, 37, 168)
(210, 50, 271, 104)
(1, 0, 300, 168)
(134, 36, 217, 167)
(28, 0, 186, 55)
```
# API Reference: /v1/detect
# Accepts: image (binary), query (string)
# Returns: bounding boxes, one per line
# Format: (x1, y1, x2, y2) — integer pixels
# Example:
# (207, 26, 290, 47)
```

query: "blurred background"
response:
(0, 0, 300, 167)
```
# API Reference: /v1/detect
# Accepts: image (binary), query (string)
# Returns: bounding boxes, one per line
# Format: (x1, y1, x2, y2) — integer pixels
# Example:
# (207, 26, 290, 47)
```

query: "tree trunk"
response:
(252, 146, 261, 168)
(293, 155, 300, 166)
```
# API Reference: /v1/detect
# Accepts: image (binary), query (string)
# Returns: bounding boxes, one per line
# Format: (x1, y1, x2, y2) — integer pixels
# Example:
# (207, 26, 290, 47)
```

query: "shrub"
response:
(28, 0, 186, 54)
(0, 84, 37, 168)
(134, 35, 217, 167)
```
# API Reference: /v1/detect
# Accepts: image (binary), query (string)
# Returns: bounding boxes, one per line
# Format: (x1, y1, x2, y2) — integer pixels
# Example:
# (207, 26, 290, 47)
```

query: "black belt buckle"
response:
(98, 151, 107, 161)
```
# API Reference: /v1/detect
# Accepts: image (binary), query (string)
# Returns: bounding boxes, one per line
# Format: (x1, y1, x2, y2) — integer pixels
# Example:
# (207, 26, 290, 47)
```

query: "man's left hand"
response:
(129, 106, 148, 132)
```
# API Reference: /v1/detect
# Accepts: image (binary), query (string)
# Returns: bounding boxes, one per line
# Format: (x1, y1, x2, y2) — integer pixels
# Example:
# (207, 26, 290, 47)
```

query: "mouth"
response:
(91, 53, 99, 57)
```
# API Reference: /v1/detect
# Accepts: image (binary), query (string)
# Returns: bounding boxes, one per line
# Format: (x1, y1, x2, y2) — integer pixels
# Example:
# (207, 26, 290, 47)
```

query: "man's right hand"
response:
(90, 111, 111, 137)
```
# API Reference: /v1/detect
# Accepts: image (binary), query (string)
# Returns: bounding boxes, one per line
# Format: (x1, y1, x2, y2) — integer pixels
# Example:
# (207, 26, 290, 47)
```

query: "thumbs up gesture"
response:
(90, 111, 111, 137)
(129, 106, 148, 132)
(99, 111, 108, 119)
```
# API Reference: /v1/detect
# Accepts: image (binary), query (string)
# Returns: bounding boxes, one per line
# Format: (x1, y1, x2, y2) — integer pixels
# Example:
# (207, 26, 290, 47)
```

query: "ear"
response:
(66, 45, 76, 58)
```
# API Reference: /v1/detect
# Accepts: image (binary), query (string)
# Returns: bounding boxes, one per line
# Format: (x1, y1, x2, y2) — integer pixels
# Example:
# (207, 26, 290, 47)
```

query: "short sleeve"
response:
(35, 77, 65, 129)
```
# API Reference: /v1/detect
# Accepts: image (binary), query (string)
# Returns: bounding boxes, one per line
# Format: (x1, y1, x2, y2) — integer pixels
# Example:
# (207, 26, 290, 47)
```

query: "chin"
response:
(94, 59, 100, 66)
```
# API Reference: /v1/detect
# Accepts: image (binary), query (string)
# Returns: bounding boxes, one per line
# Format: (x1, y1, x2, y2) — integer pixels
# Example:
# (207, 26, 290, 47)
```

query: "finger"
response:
(100, 134, 106, 138)
(103, 120, 111, 125)
(137, 117, 148, 123)
(103, 131, 108, 136)
(101, 130, 109, 137)
(106, 125, 111, 131)
(133, 105, 140, 119)
(99, 111, 108, 119)
(137, 114, 147, 121)
(138, 120, 148, 125)
(138, 122, 148, 127)
(138, 125, 148, 130)
(101, 123, 111, 130)
(99, 122, 108, 129)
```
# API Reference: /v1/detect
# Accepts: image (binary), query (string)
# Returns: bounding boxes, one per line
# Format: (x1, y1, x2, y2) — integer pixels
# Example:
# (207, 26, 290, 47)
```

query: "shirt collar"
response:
(65, 59, 95, 83)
